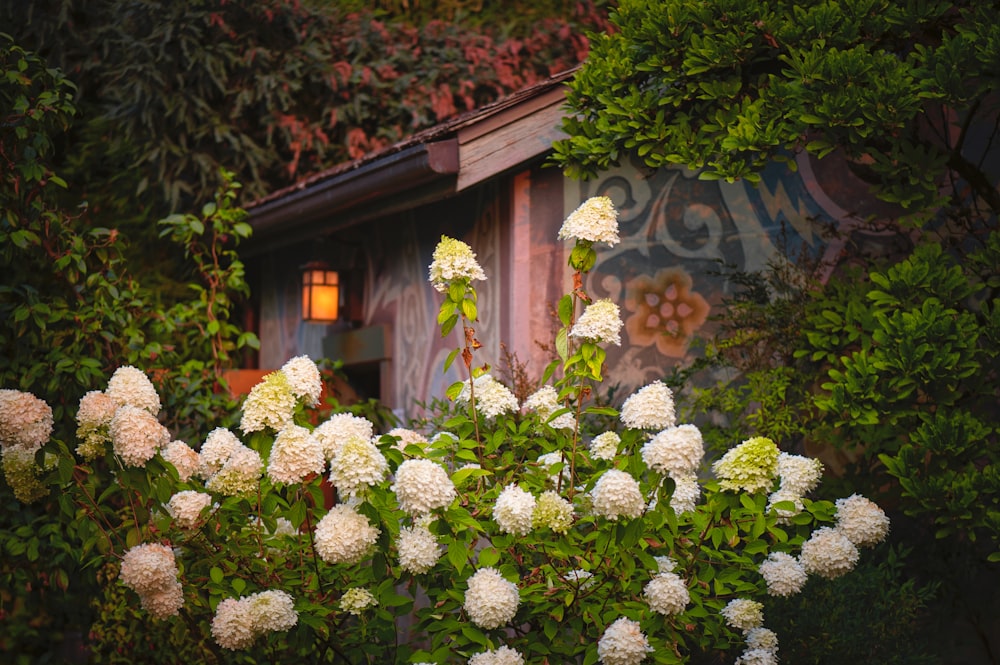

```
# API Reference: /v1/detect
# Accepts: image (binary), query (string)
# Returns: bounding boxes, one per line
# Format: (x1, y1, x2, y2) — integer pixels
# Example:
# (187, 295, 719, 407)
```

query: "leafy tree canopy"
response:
(553, 0, 1000, 217)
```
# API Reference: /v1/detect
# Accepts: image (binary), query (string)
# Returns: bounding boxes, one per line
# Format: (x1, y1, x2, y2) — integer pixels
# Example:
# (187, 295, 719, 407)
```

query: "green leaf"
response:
(210, 567, 224, 584)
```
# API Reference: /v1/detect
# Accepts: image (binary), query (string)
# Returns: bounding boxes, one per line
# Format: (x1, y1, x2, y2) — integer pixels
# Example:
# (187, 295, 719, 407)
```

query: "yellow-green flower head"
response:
(712, 436, 780, 493)
(558, 196, 620, 246)
(240, 371, 296, 434)
(339, 588, 377, 615)
(1, 446, 49, 503)
(533, 490, 574, 533)
(428, 235, 487, 293)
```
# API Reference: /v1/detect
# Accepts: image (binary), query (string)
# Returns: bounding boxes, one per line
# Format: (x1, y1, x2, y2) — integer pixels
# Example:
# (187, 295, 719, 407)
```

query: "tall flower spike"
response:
(558, 196, 620, 246)
(428, 235, 487, 293)
(570, 299, 623, 346)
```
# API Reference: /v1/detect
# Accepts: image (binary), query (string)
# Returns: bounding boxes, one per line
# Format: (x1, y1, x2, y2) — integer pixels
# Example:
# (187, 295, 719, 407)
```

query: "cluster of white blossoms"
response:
(589, 431, 620, 461)
(119, 543, 184, 620)
(735, 627, 780, 665)
(387, 427, 429, 453)
(834, 493, 891, 547)
(211, 589, 297, 650)
(591, 469, 644, 520)
(463, 567, 520, 629)
(197, 427, 242, 479)
(279, 355, 323, 407)
(533, 490, 574, 533)
(428, 235, 487, 293)
(523, 384, 576, 430)
(712, 436, 781, 494)
(339, 587, 377, 615)
(456, 374, 519, 421)
(161, 440, 200, 482)
(758, 551, 808, 597)
(536, 451, 570, 487)
(558, 196, 621, 247)
(313, 412, 375, 461)
(239, 370, 297, 434)
(643, 571, 690, 615)
(620, 381, 676, 431)
(0, 388, 55, 502)
(597, 617, 653, 665)
(267, 424, 325, 485)
(668, 473, 701, 515)
(392, 458, 456, 515)
(109, 405, 172, 467)
(798, 526, 861, 579)
(314, 504, 380, 564)
(75, 390, 117, 460)
(766, 452, 824, 521)
(0, 388, 53, 452)
(467, 645, 525, 665)
(106, 366, 162, 415)
(494, 484, 537, 536)
(328, 435, 388, 498)
(570, 299, 623, 346)
(165, 490, 213, 529)
(397, 523, 442, 574)
(641, 424, 703, 476)
(721, 598, 764, 633)
(205, 442, 263, 496)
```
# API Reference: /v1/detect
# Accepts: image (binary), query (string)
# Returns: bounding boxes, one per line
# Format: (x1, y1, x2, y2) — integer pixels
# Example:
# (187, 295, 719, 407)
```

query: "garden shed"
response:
(243, 68, 886, 418)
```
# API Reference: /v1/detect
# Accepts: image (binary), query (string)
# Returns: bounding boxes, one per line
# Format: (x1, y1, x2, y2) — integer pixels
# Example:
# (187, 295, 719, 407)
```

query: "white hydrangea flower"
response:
(597, 617, 653, 665)
(493, 484, 536, 536)
(745, 627, 779, 651)
(654, 556, 677, 573)
(211, 597, 256, 650)
(328, 436, 388, 498)
(109, 405, 170, 467)
(536, 451, 570, 487)
(314, 504, 380, 565)
(240, 371, 297, 434)
(247, 589, 298, 633)
(205, 445, 263, 496)
(0, 390, 53, 453)
(339, 588, 377, 615)
(166, 490, 213, 529)
(161, 440, 200, 482)
(711, 437, 780, 493)
(590, 431, 620, 461)
(591, 469, 644, 521)
(397, 523, 441, 574)
(428, 235, 487, 293)
(641, 424, 704, 475)
(834, 494, 890, 547)
(620, 381, 675, 430)
(280, 355, 322, 406)
(267, 424, 325, 485)
(735, 648, 779, 665)
(721, 598, 764, 633)
(668, 472, 701, 514)
(558, 196, 620, 247)
(392, 458, 456, 515)
(766, 488, 804, 522)
(463, 567, 519, 629)
(456, 374, 519, 420)
(197, 427, 242, 479)
(105, 366, 161, 415)
(643, 572, 690, 615)
(758, 551, 807, 597)
(119, 543, 179, 597)
(139, 581, 184, 619)
(799, 526, 859, 579)
(570, 299, 623, 346)
(387, 427, 429, 453)
(776, 452, 823, 496)
(313, 413, 375, 461)
(564, 569, 595, 590)
(467, 645, 525, 665)
(75, 390, 115, 457)
(523, 385, 576, 430)
(533, 490, 574, 533)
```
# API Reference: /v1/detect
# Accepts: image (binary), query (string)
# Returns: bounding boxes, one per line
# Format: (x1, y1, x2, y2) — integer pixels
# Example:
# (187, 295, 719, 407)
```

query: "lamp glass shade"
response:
(302, 268, 339, 322)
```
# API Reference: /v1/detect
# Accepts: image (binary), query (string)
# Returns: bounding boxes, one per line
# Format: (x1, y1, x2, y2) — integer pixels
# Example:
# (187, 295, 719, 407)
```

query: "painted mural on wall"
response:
(567, 153, 851, 397)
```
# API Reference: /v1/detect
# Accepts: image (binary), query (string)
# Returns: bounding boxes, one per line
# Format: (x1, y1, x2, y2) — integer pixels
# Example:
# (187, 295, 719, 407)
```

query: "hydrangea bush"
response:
(0, 197, 890, 664)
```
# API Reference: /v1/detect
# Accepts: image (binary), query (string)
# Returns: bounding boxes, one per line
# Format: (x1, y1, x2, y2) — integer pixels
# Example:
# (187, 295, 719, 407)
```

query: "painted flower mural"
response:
(624, 267, 710, 358)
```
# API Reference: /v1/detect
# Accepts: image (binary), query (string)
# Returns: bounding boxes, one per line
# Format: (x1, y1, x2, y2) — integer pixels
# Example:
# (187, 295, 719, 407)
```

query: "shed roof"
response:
(245, 67, 576, 253)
